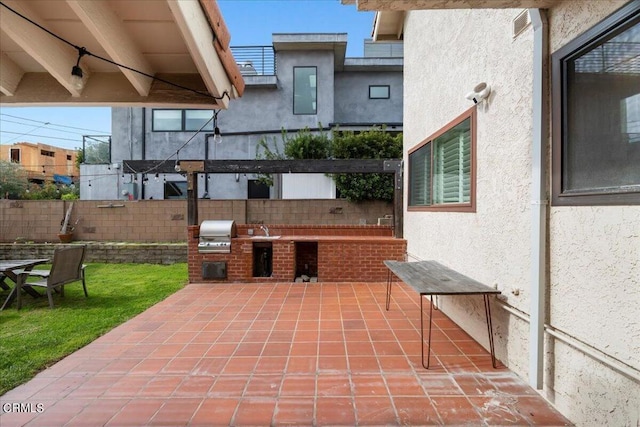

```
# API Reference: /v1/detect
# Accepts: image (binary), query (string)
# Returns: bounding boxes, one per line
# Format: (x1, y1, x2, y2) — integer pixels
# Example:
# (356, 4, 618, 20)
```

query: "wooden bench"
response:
(384, 260, 501, 369)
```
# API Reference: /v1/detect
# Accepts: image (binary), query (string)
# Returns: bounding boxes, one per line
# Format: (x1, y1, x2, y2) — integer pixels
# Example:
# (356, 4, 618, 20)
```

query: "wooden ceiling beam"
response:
(0, 53, 24, 96)
(66, 0, 154, 97)
(0, 0, 86, 97)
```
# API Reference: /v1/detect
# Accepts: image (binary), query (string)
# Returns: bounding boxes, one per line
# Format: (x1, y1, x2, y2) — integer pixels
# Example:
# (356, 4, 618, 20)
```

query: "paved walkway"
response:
(0, 282, 571, 426)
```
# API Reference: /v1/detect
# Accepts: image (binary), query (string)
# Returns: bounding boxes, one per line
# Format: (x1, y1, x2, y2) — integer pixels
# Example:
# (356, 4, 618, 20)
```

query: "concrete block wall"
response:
(1, 199, 393, 243)
(0, 243, 186, 264)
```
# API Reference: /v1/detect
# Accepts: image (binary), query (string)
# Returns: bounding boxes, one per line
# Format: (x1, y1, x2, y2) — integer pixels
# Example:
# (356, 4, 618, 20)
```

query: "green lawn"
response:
(0, 263, 187, 395)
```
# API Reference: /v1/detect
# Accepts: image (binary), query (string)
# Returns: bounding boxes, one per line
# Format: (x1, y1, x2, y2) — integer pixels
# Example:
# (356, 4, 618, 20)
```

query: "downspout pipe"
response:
(141, 107, 146, 200)
(529, 8, 549, 390)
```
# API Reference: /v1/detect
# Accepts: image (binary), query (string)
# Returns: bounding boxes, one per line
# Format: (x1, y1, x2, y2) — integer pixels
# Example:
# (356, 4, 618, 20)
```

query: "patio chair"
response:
(18, 245, 88, 309)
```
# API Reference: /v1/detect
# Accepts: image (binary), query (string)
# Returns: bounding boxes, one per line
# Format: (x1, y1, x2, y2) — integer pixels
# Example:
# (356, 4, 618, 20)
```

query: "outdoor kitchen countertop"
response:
(234, 235, 401, 242)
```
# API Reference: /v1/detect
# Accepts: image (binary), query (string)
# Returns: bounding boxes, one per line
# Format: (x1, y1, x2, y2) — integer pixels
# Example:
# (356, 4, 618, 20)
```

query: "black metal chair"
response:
(18, 246, 88, 309)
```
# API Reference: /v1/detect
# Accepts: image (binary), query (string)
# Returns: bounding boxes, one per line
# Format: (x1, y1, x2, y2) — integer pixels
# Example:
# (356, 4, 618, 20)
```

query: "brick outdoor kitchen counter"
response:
(188, 225, 407, 283)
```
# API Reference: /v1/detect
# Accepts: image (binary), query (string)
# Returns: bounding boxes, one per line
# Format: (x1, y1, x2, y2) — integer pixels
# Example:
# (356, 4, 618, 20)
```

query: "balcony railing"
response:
(231, 46, 276, 76)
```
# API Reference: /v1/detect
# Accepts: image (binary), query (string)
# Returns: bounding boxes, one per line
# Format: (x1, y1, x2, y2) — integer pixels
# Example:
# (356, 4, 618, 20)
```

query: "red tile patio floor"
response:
(0, 282, 571, 426)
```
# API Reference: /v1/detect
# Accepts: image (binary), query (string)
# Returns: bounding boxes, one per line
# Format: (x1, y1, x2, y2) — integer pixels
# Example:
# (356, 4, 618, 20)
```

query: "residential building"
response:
(366, 1, 639, 425)
(81, 34, 403, 200)
(0, 141, 78, 185)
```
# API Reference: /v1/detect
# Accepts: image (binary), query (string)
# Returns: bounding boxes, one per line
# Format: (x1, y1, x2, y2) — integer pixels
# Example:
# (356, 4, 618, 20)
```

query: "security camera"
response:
(466, 82, 491, 104)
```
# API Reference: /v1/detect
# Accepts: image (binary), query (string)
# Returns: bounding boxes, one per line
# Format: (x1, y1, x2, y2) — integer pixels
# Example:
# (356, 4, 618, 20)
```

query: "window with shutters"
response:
(408, 107, 476, 212)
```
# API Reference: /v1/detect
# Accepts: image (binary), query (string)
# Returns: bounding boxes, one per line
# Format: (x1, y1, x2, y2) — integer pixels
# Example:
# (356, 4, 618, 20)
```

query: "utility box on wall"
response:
(123, 183, 138, 200)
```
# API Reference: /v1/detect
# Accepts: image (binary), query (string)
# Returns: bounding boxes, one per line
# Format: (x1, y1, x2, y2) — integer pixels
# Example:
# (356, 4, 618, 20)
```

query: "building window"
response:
(185, 110, 214, 131)
(369, 85, 390, 99)
(551, 2, 640, 205)
(10, 148, 20, 163)
(248, 180, 270, 199)
(153, 110, 182, 131)
(293, 67, 317, 115)
(164, 181, 187, 199)
(152, 110, 214, 132)
(40, 150, 55, 157)
(408, 107, 476, 212)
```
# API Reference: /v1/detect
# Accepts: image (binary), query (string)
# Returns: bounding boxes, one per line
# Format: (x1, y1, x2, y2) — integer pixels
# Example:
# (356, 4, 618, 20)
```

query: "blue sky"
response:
(0, 0, 374, 150)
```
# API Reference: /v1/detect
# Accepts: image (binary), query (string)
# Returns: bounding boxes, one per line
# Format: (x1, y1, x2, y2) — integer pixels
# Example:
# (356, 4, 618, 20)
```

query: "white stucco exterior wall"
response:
(404, 6, 537, 371)
(403, 2, 639, 425)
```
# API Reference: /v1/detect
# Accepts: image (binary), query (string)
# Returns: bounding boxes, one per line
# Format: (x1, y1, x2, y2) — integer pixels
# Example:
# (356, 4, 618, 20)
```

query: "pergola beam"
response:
(123, 159, 399, 175)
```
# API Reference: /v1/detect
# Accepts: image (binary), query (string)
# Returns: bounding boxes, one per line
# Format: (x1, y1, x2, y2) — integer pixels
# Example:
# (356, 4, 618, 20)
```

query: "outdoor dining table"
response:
(0, 259, 49, 310)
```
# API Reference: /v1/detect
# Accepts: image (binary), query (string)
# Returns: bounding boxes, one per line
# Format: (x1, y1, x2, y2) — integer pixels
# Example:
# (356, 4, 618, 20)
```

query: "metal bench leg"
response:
(421, 295, 434, 369)
(484, 294, 498, 368)
(386, 269, 392, 311)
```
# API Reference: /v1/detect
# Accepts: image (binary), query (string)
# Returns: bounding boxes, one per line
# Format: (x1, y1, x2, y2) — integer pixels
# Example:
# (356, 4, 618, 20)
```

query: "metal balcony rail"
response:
(231, 46, 276, 76)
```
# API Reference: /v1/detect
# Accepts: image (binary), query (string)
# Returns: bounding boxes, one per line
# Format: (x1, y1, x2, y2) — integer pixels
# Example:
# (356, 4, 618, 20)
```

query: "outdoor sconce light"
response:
(465, 82, 491, 104)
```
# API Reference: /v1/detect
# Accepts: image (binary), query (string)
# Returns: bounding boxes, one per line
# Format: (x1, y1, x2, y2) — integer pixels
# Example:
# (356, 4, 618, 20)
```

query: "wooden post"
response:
(178, 161, 205, 226)
(187, 172, 198, 226)
(384, 160, 403, 239)
(394, 173, 403, 239)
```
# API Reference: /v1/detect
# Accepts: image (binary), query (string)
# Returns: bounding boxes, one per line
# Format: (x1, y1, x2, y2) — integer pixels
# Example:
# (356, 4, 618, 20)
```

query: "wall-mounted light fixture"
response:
(465, 82, 491, 104)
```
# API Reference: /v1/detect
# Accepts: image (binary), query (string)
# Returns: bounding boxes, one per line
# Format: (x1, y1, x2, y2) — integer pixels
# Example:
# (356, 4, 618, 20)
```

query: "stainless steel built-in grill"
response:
(198, 220, 237, 253)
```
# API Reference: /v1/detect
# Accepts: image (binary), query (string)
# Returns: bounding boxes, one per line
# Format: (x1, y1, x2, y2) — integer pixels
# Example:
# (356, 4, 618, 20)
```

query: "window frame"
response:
(164, 180, 187, 199)
(293, 66, 318, 115)
(369, 85, 390, 99)
(551, 1, 640, 206)
(408, 106, 477, 213)
(152, 109, 215, 132)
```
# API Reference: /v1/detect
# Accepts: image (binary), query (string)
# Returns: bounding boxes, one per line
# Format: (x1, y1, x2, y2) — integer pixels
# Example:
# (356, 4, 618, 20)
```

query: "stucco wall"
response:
(403, 3, 639, 426)
(545, 1, 639, 425)
(404, 6, 535, 358)
(334, 71, 403, 124)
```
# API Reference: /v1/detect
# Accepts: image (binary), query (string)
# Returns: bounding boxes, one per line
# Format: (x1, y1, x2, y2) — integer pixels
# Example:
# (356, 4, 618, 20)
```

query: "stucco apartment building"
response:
(360, 0, 638, 425)
(80, 33, 403, 201)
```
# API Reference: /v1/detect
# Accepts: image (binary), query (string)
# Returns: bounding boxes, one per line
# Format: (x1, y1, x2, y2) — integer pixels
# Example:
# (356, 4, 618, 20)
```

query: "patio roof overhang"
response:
(0, 0, 244, 108)
(343, 0, 559, 10)
(342, 0, 561, 41)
